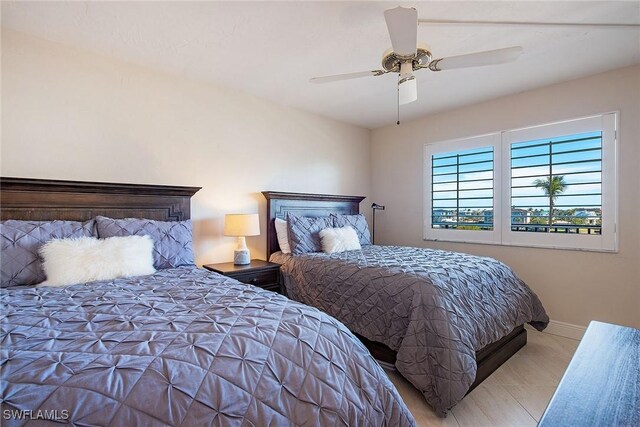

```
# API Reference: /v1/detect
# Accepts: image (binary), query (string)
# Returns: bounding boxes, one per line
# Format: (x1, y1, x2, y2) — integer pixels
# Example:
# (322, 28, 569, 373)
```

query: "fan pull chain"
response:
(397, 76, 400, 125)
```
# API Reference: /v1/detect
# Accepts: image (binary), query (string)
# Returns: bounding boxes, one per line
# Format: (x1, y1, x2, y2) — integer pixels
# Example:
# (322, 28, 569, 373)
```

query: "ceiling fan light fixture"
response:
(398, 75, 417, 105)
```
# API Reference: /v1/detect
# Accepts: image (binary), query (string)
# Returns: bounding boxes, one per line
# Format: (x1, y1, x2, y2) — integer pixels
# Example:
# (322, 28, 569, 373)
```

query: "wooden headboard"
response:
(261, 191, 365, 259)
(0, 177, 201, 221)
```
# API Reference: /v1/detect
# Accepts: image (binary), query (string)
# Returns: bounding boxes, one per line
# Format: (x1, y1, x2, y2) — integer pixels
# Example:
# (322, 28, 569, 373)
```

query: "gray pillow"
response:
(286, 213, 335, 255)
(331, 214, 372, 245)
(95, 216, 194, 269)
(1, 219, 96, 287)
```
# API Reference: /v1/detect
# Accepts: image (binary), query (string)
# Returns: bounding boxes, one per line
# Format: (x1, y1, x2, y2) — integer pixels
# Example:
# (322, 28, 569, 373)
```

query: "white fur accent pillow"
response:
(275, 218, 292, 254)
(38, 236, 156, 287)
(319, 226, 362, 254)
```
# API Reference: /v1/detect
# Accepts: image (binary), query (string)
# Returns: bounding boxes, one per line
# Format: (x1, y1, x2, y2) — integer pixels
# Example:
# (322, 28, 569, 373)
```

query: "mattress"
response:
(271, 245, 549, 415)
(0, 267, 415, 426)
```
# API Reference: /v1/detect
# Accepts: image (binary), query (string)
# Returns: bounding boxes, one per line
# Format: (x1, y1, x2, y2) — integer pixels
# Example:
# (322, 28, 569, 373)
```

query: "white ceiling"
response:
(3, 1, 639, 129)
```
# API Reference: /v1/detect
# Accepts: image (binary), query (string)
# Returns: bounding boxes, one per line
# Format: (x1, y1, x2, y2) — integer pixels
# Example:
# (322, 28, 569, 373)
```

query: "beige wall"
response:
(372, 65, 640, 329)
(1, 30, 371, 264)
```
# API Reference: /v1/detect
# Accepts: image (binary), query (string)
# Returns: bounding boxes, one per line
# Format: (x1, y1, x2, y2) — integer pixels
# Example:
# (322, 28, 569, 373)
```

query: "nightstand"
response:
(203, 259, 282, 294)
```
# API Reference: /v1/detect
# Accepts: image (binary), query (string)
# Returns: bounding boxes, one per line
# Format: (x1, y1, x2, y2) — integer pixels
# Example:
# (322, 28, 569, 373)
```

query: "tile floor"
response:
(388, 329, 580, 427)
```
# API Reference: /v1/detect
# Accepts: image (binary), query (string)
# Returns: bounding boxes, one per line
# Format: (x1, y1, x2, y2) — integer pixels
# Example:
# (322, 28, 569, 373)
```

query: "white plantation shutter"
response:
(424, 113, 617, 251)
(424, 133, 502, 245)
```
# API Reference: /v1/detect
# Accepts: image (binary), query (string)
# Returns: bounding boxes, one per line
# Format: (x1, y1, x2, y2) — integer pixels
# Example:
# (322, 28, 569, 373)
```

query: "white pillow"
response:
(38, 235, 156, 287)
(275, 218, 291, 254)
(319, 226, 362, 254)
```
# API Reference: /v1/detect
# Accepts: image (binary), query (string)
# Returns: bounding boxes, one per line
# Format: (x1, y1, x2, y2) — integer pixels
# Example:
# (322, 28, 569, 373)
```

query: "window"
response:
(424, 133, 502, 244)
(509, 132, 602, 234)
(431, 146, 494, 231)
(424, 113, 617, 251)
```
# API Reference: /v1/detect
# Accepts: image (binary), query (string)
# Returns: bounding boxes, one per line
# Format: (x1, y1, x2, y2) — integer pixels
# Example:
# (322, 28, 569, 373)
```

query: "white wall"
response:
(371, 65, 640, 329)
(1, 29, 371, 264)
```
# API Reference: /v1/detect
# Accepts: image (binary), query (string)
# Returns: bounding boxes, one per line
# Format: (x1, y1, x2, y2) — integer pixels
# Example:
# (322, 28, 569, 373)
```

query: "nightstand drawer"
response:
(231, 269, 279, 288)
(203, 260, 282, 294)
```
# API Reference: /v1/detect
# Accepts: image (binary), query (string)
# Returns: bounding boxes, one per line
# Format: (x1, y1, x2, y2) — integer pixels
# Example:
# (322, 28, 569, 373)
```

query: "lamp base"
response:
(234, 249, 250, 265)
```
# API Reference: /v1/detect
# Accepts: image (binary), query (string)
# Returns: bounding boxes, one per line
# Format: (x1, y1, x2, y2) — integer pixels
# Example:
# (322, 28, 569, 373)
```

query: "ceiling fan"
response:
(310, 6, 523, 111)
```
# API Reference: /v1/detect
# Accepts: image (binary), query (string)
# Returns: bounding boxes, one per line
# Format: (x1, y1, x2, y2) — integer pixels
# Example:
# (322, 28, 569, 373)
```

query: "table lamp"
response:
(224, 213, 260, 265)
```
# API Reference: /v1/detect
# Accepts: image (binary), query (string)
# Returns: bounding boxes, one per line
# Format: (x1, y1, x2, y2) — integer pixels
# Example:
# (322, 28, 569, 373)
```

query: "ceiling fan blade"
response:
(309, 70, 385, 84)
(429, 46, 523, 71)
(384, 6, 418, 57)
(398, 76, 417, 105)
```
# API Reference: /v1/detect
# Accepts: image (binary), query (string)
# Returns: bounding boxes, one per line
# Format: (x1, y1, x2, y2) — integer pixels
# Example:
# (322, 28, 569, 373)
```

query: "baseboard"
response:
(541, 320, 587, 340)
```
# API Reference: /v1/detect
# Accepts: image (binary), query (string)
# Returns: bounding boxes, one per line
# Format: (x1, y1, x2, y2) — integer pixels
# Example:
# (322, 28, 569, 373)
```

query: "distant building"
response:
(482, 209, 493, 224)
(511, 208, 530, 224)
(433, 209, 456, 224)
(575, 209, 602, 225)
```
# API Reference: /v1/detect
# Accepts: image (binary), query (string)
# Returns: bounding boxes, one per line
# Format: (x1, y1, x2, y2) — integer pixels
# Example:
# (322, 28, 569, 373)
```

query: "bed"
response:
(0, 178, 415, 427)
(262, 191, 549, 415)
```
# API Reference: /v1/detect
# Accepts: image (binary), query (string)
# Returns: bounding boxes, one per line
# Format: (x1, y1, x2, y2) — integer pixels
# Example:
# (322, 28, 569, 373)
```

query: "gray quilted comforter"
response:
(271, 245, 549, 415)
(0, 267, 415, 427)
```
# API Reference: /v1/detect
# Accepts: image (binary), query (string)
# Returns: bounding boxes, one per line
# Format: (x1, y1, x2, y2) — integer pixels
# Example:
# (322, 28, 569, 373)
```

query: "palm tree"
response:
(533, 175, 568, 230)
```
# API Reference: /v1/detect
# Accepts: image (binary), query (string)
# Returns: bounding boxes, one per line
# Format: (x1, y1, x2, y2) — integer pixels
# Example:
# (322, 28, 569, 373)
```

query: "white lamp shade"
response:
(398, 62, 417, 105)
(399, 77, 417, 105)
(224, 214, 260, 237)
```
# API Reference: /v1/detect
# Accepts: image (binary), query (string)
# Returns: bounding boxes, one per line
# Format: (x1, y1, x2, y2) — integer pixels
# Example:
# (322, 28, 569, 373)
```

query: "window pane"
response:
(432, 173, 457, 184)
(553, 160, 601, 175)
(431, 146, 494, 231)
(555, 194, 602, 207)
(432, 157, 458, 168)
(433, 182, 457, 192)
(433, 191, 458, 200)
(562, 182, 601, 196)
(553, 137, 601, 153)
(511, 197, 550, 208)
(459, 170, 494, 181)
(460, 179, 493, 190)
(510, 131, 603, 235)
(460, 189, 493, 198)
(459, 198, 493, 208)
(562, 171, 601, 185)
(433, 199, 457, 208)
(511, 154, 549, 168)
(433, 165, 458, 175)
(511, 144, 549, 158)
(511, 165, 550, 178)
(459, 161, 493, 174)
(512, 175, 548, 187)
(512, 186, 545, 197)
(552, 149, 601, 164)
